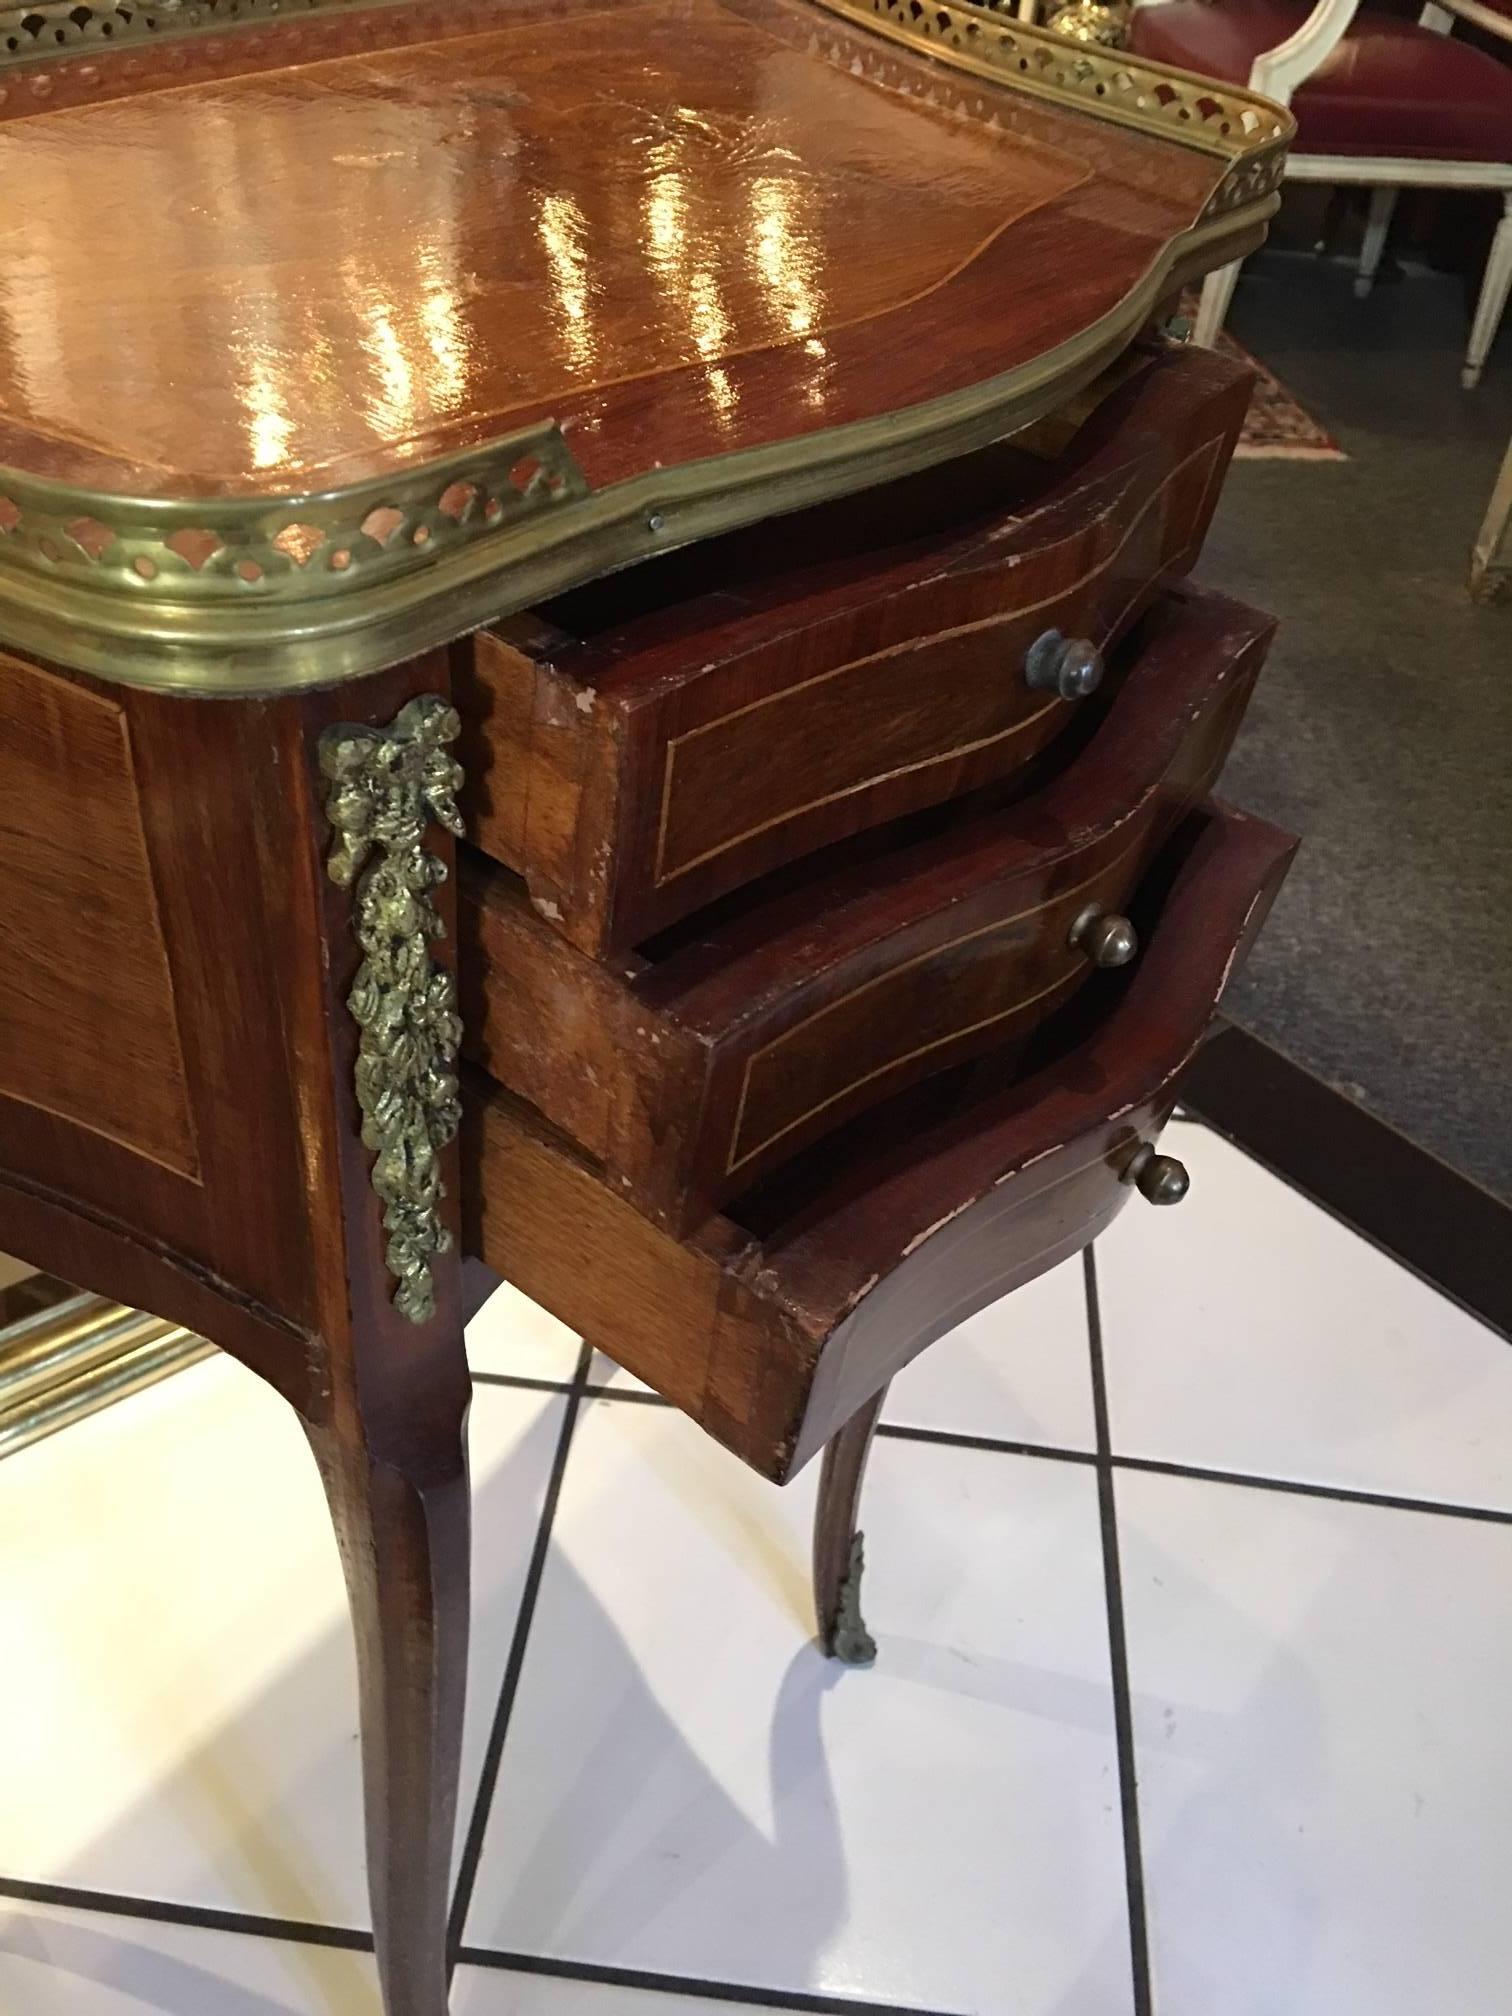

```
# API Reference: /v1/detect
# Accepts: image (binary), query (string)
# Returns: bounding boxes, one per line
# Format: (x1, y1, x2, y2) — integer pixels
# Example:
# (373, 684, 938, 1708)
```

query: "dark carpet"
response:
(1202, 251, 1512, 1200)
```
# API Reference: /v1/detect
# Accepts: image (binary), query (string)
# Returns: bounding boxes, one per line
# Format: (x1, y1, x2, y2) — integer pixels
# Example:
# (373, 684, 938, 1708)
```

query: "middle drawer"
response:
(460, 584, 1272, 1235)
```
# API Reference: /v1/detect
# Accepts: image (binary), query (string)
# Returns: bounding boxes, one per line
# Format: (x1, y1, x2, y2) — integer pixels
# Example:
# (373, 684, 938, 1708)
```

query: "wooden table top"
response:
(0, 0, 1290, 689)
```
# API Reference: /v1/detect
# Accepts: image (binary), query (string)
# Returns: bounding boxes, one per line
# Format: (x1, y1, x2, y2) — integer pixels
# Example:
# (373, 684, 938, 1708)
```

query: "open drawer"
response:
(454, 342, 1253, 953)
(460, 585, 1274, 1234)
(461, 799, 1297, 1483)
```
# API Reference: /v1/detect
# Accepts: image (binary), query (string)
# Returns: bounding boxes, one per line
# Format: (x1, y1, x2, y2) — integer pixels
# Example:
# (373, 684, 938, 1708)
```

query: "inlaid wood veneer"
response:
(0, 4, 1298, 2011)
(461, 585, 1272, 1233)
(464, 800, 1297, 1479)
(0, 653, 199, 1177)
(456, 344, 1253, 953)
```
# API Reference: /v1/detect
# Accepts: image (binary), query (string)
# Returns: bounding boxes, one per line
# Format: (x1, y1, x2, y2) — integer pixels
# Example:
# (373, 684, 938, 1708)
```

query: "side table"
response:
(0, 7, 1296, 2012)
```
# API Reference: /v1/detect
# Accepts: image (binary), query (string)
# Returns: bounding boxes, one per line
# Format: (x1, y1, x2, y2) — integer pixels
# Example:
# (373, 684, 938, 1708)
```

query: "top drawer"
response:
(455, 341, 1253, 955)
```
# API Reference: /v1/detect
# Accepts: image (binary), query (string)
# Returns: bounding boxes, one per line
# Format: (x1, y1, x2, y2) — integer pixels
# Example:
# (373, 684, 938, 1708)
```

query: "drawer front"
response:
(463, 800, 1298, 1481)
(637, 425, 1230, 909)
(458, 343, 1253, 953)
(462, 585, 1272, 1233)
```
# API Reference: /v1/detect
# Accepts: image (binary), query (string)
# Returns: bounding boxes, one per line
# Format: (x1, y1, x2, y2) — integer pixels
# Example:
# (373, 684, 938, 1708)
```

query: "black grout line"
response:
(471, 1370, 579, 1396)
(471, 1366, 673, 1406)
(457, 1942, 963, 2015)
(0, 1875, 373, 1953)
(880, 1420, 1512, 1526)
(0, 1874, 954, 2016)
(580, 1381, 670, 1406)
(570, 1371, 1512, 1529)
(1084, 1246, 1154, 2016)
(19, 1287, 1511, 2010)
(0, 1865, 964, 2016)
(446, 1342, 593, 1970)
(1112, 1450, 1512, 1526)
(876, 1422, 1096, 1464)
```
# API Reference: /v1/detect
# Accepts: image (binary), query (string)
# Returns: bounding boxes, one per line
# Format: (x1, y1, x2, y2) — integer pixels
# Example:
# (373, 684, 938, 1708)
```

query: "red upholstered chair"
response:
(1128, 0, 1512, 385)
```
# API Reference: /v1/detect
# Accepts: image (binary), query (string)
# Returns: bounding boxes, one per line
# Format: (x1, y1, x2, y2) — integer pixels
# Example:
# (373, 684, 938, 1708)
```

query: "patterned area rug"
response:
(1228, 331, 1348, 461)
(1181, 295, 1347, 461)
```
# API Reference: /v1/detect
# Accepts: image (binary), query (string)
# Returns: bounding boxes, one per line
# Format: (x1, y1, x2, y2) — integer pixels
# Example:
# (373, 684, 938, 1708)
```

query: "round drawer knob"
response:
(1024, 629, 1104, 701)
(1070, 904, 1138, 968)
(1125, 1143, 1191, 1206)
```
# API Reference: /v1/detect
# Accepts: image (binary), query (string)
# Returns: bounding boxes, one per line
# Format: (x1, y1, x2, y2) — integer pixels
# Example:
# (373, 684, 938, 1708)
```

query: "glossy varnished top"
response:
(5, 0, 1237, 497)
(0, 0, 1290, 688)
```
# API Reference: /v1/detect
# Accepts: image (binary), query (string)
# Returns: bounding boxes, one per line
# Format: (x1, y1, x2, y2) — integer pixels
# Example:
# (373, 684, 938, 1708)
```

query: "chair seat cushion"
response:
(1128, 1, 1512, 163)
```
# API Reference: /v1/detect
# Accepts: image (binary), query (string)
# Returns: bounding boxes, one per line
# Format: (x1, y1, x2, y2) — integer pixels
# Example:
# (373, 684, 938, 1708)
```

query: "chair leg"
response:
(306, 1382, 471, 2016)
(1465, 195, 1512, 390)
(1355, 186, 1399, 300)
(1471, 428, 1512, 599)
(812, 1385, 888, 1666)
(1193, 259, 1242, 348)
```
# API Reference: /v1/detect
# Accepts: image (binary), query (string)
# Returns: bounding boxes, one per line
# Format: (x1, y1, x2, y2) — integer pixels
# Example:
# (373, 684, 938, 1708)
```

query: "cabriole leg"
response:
(307, 1379, 470, 2016)
(812, 1386, 888, 1666)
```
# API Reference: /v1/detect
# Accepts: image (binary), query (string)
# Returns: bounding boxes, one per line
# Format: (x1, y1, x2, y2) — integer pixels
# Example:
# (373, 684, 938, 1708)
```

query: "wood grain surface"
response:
(0, 649, 460, 1402)
(463, 799, 1297, 1480)
(0, 643, 475, 2016)
(0, 0, 1234, 496)
(458, 343, 1253, 949)
(461, 583, 1273, 1231)
(0, 653, 198, 1176)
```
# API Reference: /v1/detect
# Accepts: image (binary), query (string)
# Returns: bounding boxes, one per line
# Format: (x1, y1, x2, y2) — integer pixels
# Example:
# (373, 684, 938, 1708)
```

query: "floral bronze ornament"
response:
(319, 696, 466, 1325)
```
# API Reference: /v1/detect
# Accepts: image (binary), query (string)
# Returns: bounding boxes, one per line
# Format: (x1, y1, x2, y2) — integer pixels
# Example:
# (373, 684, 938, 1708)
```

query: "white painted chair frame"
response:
(1470, 428, 1512, 596)
(1183, 0, 1512, 386)
(1421, 0, 1511, 49)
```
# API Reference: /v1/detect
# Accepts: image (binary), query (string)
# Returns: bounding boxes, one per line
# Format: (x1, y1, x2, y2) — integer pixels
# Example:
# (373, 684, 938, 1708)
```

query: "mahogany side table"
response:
(0, 6, 1296, 2011)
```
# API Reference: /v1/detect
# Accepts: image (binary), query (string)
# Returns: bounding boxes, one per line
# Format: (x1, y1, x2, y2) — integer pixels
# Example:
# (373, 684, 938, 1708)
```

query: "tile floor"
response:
(2, 1117, 1510, 2016)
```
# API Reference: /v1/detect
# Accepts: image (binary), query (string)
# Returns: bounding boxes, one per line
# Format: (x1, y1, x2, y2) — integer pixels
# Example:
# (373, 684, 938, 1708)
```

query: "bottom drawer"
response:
(462, 801, 1296, 1483)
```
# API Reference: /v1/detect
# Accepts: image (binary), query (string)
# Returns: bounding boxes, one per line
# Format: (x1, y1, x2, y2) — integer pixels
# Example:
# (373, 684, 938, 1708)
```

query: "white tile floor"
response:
(2, 1117, 1510, 2016)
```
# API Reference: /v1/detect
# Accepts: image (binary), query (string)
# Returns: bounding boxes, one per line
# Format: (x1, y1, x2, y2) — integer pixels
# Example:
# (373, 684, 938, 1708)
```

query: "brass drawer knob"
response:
(1070, 903, 1138, 968)
(1124, 1142, 1190, 1205)
(1024, 629, 1104, 700)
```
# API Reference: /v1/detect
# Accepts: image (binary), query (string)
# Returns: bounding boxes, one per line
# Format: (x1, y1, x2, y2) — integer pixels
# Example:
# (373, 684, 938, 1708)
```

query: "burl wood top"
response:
(0, 0, 1243, 498)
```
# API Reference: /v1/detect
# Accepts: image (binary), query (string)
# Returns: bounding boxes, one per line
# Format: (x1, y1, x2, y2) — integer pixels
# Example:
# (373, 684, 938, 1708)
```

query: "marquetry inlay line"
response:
(893, 1152, 1120, 1341)
(723, 665, 1250, 1175)
(730, 958, 1085, 1177)
(655, 694, 1060, 888)
(1091, 435, 1223, 646)
(1176, 435, 1233, 577)
(652, 433, 1228, 884)
(0, 655, 202, 1180)
(724, 833, 1145, 1175)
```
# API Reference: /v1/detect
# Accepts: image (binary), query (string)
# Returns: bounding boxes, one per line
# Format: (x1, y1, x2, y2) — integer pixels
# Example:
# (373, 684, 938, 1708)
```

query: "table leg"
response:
(812, 1386, 888, 1665)
(307, 680, 476, 2011)
(306, 1366, 470, 2016)
(0, 646, 480, 2016)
